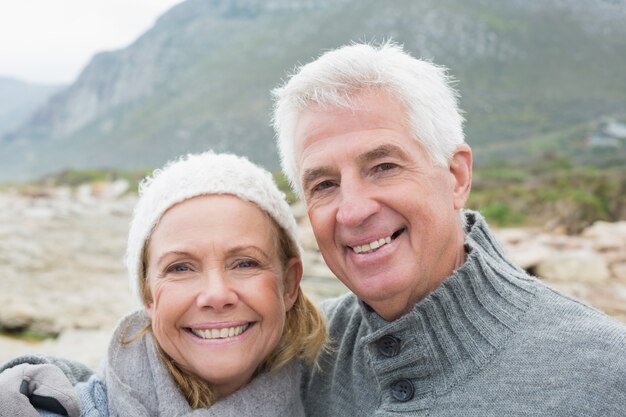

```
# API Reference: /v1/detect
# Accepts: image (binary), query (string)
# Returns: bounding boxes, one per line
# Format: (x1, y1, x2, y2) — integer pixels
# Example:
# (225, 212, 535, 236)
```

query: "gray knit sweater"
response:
(1, 311, 305, 417)
(302, 211, 626, 416)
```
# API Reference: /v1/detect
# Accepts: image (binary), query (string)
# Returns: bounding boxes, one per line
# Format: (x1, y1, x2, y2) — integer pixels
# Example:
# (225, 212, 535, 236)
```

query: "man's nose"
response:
(336, 175, 380, 227)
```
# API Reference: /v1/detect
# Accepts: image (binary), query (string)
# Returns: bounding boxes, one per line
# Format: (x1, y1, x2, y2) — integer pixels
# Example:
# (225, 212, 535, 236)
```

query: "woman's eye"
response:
(167, 263, 190, 273)
(236, 259, 259, 269)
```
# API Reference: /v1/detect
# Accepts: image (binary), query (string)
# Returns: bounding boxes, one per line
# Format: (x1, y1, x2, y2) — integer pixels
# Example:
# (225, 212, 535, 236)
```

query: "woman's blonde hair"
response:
(133, 211, 326, 408)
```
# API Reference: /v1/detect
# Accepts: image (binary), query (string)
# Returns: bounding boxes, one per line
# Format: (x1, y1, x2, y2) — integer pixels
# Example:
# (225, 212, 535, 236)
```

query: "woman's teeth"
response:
(352, 236, 392, 254)
(191, 324, 249, 340)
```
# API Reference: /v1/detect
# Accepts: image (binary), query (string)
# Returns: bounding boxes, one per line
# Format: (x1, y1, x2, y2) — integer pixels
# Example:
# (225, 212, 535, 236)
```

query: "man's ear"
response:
(282, 258, 303, 311)
(449, 144, 473, 210)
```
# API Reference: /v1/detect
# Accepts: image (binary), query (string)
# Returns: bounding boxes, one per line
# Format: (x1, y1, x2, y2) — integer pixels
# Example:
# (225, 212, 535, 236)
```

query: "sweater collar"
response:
(358, 210, 538, 404)
(103, 310, 303, 416)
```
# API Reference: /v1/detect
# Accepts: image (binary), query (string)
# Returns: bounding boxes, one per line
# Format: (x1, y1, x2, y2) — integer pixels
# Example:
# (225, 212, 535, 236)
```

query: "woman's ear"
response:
(145, 302, 154, 319)
(449, 144, 473, 210)
(142, 276, 154, 318)
(282, 257, 303, 311)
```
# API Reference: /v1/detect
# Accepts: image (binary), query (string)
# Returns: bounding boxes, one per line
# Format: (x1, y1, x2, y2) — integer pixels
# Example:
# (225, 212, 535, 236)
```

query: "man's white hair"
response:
(272, 40, 465, 198)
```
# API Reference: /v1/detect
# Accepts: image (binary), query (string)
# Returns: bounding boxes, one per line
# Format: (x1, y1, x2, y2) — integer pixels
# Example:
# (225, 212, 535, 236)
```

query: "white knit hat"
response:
(126, 150, 301, 306)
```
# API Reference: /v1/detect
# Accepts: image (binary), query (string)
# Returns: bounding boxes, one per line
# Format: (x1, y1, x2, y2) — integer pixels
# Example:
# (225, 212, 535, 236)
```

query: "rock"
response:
(301, 278, 349, 302)
(585, 283, 626, 319)
(611, 262, 626, 282)
(493, 227, 536, 245)
(91, 180, 130, 199)
(39, 329, 112, 369)
(0, 308, 33, 332)
(0, 188, 133, 338)
(75, 184, 97, 203)
(503, 243, 554, 270)
(535, 250, 611, 283)
(583, 220, 626, 239)
(0, 329, 111, 370)
(22, 205, 56, 220)
(305, 261, 335, 280)
(582, 220, 626, 252)
(538, 233, 588, 251)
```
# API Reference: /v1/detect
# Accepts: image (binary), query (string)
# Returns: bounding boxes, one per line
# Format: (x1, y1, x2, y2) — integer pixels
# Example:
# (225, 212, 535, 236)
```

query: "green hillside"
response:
(1, 0, 625, 181)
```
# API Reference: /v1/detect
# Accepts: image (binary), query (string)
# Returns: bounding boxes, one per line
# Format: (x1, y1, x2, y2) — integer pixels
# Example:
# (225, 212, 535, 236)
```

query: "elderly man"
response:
(272, 42, 626, 416)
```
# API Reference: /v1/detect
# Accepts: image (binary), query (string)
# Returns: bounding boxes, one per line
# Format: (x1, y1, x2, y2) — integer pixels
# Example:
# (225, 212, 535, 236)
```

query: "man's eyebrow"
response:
(358, 144, 407, 163)
(302, 166, 333, 191)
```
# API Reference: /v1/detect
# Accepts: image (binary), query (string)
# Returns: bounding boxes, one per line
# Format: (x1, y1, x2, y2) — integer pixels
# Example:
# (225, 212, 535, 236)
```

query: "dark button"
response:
(377, 335, 400, 357)
(391, 379, 414, 402)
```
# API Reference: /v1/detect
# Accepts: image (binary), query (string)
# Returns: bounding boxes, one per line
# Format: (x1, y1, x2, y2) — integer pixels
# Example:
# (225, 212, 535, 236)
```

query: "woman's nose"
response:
(195, 271, 238, 311)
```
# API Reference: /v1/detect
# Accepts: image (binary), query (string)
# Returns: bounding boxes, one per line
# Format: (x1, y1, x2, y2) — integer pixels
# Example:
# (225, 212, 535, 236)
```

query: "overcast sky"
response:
(0, 0, 185, 85)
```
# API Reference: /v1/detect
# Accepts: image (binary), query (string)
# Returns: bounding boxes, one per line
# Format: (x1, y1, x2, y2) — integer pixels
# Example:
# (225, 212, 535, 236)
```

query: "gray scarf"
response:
(104, 310, 304, 417)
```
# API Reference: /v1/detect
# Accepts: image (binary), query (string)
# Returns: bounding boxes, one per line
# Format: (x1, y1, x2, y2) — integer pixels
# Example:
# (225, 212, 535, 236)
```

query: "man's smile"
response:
(348, 228, 406, 254)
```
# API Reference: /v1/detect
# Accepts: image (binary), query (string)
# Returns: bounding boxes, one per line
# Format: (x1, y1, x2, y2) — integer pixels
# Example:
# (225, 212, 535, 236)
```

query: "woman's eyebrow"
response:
(225, 245, 270, 260)
(154, 251, 191, 267)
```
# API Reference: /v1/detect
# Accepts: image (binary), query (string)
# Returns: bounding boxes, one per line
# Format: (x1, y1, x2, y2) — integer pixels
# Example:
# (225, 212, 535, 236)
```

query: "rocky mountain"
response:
(1, 0, 625, 181)
(0, 77, 62, 137)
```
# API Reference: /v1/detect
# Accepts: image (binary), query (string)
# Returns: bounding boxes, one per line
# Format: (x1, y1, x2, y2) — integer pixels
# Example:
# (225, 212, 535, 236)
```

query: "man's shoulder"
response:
(319, 293, 363, 333)
(538, 283, 625, 327)
(320, 292, 359, 316)
(523, 289, 626, 403)
(527, 282, 626, 355)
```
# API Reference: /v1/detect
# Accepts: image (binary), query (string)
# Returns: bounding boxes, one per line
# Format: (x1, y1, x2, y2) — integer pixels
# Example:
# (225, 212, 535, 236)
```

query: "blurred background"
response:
(1, 0, 625, 367)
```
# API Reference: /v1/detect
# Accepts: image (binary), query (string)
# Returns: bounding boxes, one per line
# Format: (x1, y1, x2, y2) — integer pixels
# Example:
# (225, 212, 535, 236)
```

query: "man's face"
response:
(294, 89, 472, 320)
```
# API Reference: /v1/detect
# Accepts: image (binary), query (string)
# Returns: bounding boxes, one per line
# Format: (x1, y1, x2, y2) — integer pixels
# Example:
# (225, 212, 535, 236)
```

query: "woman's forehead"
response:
(147, 195, 280, 259)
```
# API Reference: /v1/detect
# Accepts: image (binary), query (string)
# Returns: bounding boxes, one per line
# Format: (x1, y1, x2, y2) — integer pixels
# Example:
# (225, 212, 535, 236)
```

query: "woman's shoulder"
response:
(73, 374, 108, 417)
(206, 360, 305, 417)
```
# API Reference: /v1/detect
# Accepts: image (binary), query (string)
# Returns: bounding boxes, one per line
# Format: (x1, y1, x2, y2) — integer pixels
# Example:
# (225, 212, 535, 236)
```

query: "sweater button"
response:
(377, 335, 400, 357)
(391, 379, 414, 402)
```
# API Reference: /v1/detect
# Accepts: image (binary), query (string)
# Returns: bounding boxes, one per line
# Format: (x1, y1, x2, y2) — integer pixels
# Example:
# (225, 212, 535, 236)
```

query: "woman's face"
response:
(145, 194, 300, 398)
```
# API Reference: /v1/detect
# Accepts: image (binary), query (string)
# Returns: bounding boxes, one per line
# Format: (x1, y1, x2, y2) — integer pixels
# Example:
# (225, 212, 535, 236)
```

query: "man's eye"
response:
(313, 180, 335, 191)
(375, 162, 397, 172)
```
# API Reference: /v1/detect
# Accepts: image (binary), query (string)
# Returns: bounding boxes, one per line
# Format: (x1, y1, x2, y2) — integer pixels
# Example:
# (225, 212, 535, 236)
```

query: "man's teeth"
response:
(352, 236, 392, 254)
(191, 324, 249, 340)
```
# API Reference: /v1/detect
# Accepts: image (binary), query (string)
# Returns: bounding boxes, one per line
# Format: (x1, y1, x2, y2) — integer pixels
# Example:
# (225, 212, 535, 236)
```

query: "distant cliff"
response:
(0, 77, 62, 138)
(1, 0, 625, 181)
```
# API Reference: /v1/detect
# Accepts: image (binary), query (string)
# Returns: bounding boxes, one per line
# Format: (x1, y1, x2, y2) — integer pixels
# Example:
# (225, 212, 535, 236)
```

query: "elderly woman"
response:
(0, 151, 326, 416)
